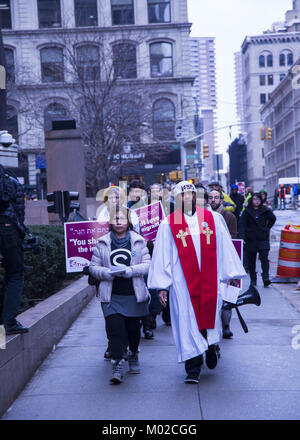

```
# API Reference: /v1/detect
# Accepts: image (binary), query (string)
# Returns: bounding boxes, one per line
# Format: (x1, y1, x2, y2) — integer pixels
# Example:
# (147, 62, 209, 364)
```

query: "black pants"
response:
(248, 249, 270, 282)
(185, 330, 206, 376)
(0, 224, 24, 325)
(105, 314, 141, 360)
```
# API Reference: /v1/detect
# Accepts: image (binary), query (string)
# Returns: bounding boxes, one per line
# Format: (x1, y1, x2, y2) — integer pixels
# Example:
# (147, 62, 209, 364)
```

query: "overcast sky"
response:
(187, 0, 292, 166)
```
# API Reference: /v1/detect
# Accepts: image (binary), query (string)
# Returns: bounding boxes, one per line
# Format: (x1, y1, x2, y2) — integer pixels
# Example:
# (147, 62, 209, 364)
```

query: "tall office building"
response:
(189, 37, 217, 182)
(235, 0, 300, 191)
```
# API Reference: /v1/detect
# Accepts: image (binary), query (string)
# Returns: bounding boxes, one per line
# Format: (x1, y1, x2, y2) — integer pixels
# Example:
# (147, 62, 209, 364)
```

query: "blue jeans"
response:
(0, 224, 24, 325)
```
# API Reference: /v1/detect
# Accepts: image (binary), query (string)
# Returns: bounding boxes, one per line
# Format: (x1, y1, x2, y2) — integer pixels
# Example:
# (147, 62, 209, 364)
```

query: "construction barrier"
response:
(274, 224, 300, 281)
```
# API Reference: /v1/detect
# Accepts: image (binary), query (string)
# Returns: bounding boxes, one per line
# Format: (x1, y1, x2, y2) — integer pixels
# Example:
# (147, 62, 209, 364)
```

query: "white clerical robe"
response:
(148, 210, 247, 363)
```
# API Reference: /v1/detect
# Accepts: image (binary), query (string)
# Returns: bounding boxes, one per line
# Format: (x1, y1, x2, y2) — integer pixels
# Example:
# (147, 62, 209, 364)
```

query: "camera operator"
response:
(0, 164, 28, 335)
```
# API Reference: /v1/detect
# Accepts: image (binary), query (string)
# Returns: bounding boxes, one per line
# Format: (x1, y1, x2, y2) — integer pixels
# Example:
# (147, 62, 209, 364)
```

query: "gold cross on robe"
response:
(176, 229, 189, 247)
(202, 227, 213, 245)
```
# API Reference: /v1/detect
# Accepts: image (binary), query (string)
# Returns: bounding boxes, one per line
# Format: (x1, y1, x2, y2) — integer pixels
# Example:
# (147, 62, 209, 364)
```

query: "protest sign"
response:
(133, 201, 165, 242)
(64, 221, 109, 273)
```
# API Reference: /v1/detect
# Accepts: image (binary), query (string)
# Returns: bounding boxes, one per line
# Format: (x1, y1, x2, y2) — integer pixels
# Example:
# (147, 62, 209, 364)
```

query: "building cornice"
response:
(2, 22, 192, 37)
(242, 32, 300, 54)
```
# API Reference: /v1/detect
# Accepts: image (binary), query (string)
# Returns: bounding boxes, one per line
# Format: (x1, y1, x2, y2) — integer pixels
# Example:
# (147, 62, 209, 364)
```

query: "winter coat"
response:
(0, 166, 25, 228)
(238, 206, 276, 252)
(230, 192, 244, 218)
(89, 230, 150, 303)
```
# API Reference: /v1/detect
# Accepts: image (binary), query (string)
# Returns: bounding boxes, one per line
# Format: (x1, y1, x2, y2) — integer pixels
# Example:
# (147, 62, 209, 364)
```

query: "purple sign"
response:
(133, 201, 165, 242)
(232, 239, 243, 289)
(64, 221, 109, 273)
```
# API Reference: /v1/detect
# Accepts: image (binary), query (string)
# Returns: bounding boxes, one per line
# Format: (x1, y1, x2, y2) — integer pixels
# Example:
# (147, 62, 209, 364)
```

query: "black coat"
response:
(238, 206, 276, 252)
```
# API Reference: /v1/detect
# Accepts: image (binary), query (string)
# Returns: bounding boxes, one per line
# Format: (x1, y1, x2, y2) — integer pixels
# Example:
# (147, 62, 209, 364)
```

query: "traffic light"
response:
(260, 127, 265, 140)
(176, 170, 182, 180)
(63, 191, 80, 221)
(266, 127, 272, 140)
(169, 171, 177, 181)
(188, 179, 194, 184)
(46, 191, 63, 216)
(203, 144, 209, 159)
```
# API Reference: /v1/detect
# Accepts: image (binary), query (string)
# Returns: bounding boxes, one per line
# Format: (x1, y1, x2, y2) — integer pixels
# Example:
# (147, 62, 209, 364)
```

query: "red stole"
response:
(168, 207, 218, 331)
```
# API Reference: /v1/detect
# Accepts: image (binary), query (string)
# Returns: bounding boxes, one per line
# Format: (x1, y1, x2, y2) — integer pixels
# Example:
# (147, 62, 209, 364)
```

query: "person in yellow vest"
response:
(208, 181, 236, 213)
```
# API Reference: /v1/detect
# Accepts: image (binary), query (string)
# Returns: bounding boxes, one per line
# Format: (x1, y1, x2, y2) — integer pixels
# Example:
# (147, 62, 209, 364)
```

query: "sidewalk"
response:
(2, 275, 300, 420)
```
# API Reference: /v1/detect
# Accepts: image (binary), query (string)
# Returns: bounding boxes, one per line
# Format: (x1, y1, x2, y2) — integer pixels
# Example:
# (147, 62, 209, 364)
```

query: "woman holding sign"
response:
(89, 207, 150, 385)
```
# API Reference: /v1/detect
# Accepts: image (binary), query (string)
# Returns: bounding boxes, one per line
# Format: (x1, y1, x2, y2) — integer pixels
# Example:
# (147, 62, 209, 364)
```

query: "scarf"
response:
(110, 229, 131, 249)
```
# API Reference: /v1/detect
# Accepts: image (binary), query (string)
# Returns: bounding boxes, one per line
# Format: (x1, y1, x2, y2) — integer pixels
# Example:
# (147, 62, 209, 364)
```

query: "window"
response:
(259, 55, 265, 68)
(7, 106, 18, 142)
(0, 1, 11, 29)
(280, 73, 286, 82)
(37, 0, 61, 28)
(74, 0, 98, 27)
(260, 93, 266, 105)
(113, 43, 137, 79)
(4, 48, 14, 84)
(111, 0, 134, 25)
(153, 98, 175, 140)
(287, 52, 294, 66)
(259, 75, 265, 86)
(148, 0, 170, 23)
(76, 45, 100, 81)
(41, 47, 64, 83)
(267, 54, 273, 67)
(150, 42, 173, 77)
(279, 53, 285, 66)
(44, 103, 68, 130)
(268, 74, 274, 85)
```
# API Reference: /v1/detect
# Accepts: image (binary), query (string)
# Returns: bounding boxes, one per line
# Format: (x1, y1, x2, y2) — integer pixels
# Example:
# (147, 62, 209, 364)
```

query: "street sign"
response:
(194, 163, 203, 169)
(186, 154, 197, 159)
(171, 144, 180, 150)
(184, 165, 191, 170)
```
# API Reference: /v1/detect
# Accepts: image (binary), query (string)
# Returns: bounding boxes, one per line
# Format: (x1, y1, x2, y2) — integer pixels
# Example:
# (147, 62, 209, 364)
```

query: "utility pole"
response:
(0, 4, 7, 130)
(193, 97, 203, 181)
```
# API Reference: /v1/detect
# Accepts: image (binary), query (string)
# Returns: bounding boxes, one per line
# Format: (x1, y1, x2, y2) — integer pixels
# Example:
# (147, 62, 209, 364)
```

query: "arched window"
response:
(74, 0, 98, 27)
(7, 106, 18, 142)
(44, 103, 68, 130)
(287, 51, 294, 66)
(113, 43, 137, 79)
(267, 54, 273, 67)
(37, 0, 61, 28)
(41, 47, 64, 83)
(153, 98, 175, 140)
(4, 48, 15, 84)
(76, 45, 100, 81)
(148, 0, 171, 23)
(279, 53, 286, 66)
(259, 55, 265, 68)
(150, 42, 173, 77)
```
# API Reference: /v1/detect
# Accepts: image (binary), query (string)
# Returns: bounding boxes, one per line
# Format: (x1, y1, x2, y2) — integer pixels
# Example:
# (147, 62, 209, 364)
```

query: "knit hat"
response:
(173, 181, 196, 198)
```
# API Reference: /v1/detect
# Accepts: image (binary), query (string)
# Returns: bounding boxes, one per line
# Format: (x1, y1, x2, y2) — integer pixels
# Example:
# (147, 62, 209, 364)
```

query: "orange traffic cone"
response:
(272, 224, 300, 283)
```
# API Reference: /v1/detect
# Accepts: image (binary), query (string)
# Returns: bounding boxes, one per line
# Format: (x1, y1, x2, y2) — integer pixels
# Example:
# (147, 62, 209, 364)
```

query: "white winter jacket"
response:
(89, 230, 150, 303)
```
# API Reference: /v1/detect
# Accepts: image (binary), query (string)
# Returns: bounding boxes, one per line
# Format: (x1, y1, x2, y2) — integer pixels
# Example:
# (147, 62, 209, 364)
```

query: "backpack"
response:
(0, 166, 10, 212)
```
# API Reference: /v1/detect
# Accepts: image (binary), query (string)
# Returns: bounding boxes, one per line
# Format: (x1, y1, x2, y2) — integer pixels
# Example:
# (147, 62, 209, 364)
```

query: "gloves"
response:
(102, 270, 114, 281)
(122, 267, 133, 278)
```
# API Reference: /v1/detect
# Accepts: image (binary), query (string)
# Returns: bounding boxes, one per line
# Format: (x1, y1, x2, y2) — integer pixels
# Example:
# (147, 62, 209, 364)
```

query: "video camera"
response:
(22, 234, 41, 254)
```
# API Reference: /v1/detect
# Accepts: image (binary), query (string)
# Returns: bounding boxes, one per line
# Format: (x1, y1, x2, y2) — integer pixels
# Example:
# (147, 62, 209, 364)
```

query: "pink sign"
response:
(133, 201, 165, 242)
(236, 181, 245, 195)
(64, 221, 109, 273)
(232, 239, 243, 289)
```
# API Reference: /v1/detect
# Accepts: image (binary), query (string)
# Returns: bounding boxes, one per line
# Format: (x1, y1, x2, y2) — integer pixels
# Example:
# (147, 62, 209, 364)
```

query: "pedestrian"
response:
(230, 184, 245, 222)
(208, 181, 236, 213)
(278, 184, 286, 210)
(89, 206, 150, 384)
(208, 189, 237, 339)
(195, 183, 209, 209)
(148, 181, 246, 384)
(0, 165, 28, 335)
(259, 190, 272, 210)
(127, 179, 147, 210)
(238, 192, 276, 288)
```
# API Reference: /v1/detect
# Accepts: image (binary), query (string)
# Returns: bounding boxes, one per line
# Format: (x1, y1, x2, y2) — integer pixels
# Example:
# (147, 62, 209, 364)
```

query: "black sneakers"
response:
(4, 320, 28, 335)
(128, 351, 140, 374)
(184, 374, 199, 384)
(110, 359, 124, 384)
(205, 344, 219, 369)
(222, 326, 233, 339)
(144, 330, 154, 339)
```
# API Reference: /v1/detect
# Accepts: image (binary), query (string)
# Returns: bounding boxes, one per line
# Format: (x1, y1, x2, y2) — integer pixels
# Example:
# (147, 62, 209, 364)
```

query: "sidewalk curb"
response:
(0, 277, 94, 418)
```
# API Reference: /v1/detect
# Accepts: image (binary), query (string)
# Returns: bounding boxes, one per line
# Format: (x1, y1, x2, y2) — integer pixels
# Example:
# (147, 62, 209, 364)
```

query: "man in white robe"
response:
(148, 181, 247, 383)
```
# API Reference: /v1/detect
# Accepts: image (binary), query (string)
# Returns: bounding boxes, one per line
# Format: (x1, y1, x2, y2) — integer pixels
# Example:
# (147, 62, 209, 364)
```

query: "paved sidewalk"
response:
(2, 275, 300, 420)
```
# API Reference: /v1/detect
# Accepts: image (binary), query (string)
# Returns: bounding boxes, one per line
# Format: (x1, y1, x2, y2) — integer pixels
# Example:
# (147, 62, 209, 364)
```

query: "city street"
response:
(1, 209, 300, 421)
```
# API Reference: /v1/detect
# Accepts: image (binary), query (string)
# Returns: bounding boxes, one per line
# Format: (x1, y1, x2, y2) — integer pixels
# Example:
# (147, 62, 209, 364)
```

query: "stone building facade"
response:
(3, 0, 195, 194)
